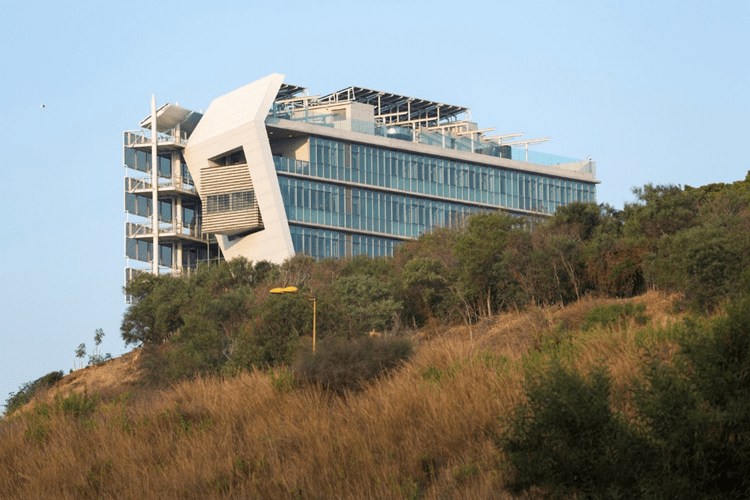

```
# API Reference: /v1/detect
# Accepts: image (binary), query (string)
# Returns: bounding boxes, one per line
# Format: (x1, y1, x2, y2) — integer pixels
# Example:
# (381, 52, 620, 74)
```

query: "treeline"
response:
(121, 172, 750, 380)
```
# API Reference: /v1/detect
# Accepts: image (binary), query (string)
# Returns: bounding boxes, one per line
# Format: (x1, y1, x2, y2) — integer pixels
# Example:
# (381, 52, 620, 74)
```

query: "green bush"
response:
(4, 370, 64, 415)
(269, 366, 297, 394)
(54, 390, 99, 422)
(321, 274, 402, 337)
(500, 362, 646, 499)
(502, 294, 750, 499)
(24, 402, 53, 444)
(581, 302, 649, 331)
(293, 336, 414, 393)
(633, 296, 750, 498)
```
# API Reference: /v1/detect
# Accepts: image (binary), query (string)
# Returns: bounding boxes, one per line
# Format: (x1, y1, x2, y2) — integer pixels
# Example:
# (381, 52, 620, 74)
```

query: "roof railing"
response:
(124, 129, 188, 148)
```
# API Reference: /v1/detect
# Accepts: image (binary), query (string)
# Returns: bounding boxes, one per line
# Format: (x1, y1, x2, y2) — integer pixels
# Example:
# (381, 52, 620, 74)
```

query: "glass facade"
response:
(124, 193, 174, 223)
(123, 131, 218, 287)
(125, 238, 172, 266)
(275, 138, 595, 213)
(273, 136, 596, 258)
(123, 139, 194, 186)
(288, 226, 399, 259)
(279, 176, 484, 238)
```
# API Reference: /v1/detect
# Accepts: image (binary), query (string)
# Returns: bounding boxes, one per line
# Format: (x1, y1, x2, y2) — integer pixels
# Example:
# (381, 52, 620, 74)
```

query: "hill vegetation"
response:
(2, 173, 750, 499)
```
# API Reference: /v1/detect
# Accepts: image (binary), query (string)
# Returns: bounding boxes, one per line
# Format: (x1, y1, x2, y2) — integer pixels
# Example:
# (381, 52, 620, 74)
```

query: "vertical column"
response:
(176, 241, 183, 274)
(151, 94, 160, 275)
(175, 194, 183, 274)
(172, 151, 181, 186)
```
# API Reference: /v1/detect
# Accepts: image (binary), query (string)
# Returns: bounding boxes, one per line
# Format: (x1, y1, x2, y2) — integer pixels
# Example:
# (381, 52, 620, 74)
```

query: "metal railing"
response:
(266, 111, 593, 170)
(157, 179, 197, 194)
(273, 156, 311, 175)
(126, 221, 210, 241)
(124, 129, 188, 147)
(125, 177, 196, 194)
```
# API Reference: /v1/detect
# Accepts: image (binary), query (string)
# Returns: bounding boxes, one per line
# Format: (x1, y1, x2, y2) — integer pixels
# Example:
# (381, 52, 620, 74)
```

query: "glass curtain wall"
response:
(278, 177, 487, 239)
(274, 137, 596, 258)
(288, 226, 400, 260)
(297, 137, 595, 214)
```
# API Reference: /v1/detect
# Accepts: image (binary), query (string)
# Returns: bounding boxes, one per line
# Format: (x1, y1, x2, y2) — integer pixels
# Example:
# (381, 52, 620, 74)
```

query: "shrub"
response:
(54, 390, 99, 422)
(269, 366, 297, 394)
(633, 295, 750, 498)
(293, 336, 414, 393)
(502, 295, 750, 499)
(581, 302, 649, 330)
(500, 362, 647, 499)
(322, 274, 402, 337)
(4, 370, 64, 415)
(647, 222, 750, 312)
(24, 402, 53, 444)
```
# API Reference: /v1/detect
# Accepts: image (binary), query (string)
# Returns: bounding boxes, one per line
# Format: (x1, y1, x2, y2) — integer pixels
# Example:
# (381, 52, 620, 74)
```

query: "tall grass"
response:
(0, 292, 684, 499)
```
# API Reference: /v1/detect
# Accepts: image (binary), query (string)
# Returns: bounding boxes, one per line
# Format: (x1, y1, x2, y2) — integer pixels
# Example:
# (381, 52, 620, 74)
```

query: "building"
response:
(123, 73, 598, 286)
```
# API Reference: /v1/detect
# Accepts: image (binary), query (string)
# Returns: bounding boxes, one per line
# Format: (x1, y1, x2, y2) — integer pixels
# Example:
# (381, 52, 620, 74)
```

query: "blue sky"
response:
(1, 0, 748, 411)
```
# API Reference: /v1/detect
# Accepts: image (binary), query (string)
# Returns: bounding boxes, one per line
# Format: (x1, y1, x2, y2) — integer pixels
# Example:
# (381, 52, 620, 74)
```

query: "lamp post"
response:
(269, 286, 317, 353)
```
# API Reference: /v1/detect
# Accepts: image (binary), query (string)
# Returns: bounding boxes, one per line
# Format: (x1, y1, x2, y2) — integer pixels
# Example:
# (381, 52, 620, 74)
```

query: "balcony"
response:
(125, 177, 197, 196)
(124, 130, 188, 151)
(126, 221, 210, 243)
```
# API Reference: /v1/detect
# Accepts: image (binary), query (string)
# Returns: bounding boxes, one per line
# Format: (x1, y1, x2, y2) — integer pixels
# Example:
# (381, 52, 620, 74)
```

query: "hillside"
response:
(5, 173, 750, 498)
(1, 291, 692, 499)
(18, 290, 675, 409)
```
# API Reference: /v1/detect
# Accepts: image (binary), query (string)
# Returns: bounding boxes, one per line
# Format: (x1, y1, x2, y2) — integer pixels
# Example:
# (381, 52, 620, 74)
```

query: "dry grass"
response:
(17, 350, 146, 415)
(0, 291, 685, 499)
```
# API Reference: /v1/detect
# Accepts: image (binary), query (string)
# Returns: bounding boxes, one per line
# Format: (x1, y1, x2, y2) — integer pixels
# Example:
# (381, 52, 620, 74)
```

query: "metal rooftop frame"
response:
(268, 81, 565, 163)
(317, 86, 468, 125)
(276, 83, 307, 101)
(139, 103, 203, 135)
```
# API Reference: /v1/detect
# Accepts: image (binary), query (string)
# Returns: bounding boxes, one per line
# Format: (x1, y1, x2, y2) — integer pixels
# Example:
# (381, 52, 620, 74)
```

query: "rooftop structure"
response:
(123, 73, 598, 291)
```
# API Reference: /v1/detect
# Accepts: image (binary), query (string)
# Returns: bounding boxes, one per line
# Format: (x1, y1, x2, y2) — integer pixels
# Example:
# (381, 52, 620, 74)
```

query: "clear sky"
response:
(1, 0, 748, 412)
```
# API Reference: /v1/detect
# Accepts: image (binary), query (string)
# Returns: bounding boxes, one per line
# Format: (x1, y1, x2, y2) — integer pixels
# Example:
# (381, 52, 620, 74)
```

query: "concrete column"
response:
(151, 94, 159, 275)
(172, 152, 181, 186)
(176, 241, 183, 274)
(175, 195, 183, 227)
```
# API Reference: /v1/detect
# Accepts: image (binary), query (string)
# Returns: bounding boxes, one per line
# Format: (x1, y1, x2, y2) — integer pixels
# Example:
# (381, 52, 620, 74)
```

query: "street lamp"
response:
(269, 286, 317, 353)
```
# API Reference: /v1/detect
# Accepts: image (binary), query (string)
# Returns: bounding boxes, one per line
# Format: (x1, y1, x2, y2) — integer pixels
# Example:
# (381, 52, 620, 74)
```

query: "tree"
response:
(74, 343, 86, 370)
(94, 328, 104, 349)
(647, 223, 749, 311)
(121, 273, 190, 346)
(623, 183, 701, 239)
(88, 329, 110, 366)
(397, 257, 458, 327)
(581, 235, 647, 297)
(454, 211, 518, 316)
(322, 274, 402, 337)
(548, 201, 605, 241)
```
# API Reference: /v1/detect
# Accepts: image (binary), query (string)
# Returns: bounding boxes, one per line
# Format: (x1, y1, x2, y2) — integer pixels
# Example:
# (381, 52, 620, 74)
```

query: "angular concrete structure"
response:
(183, 74, 295, 264)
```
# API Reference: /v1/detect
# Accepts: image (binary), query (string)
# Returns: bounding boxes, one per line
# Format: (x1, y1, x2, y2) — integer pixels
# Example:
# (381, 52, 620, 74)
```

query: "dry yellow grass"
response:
(0, 291, 685, 499)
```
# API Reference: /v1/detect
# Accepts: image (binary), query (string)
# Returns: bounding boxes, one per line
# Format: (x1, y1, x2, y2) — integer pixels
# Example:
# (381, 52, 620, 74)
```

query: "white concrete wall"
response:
(183, 74, 296, 265)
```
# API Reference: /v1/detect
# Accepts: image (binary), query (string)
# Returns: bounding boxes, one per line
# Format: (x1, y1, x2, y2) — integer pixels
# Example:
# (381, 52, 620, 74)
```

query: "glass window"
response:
(232, 191, 253, 211)
(159, 201, 172, 222)
(159, 155, 171, 177)
(159, 244, 172, 266)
